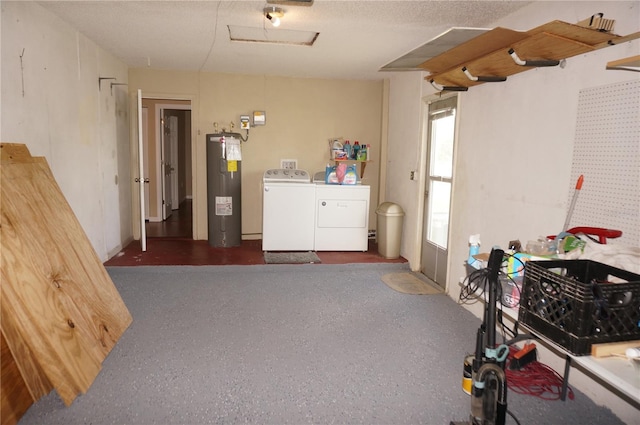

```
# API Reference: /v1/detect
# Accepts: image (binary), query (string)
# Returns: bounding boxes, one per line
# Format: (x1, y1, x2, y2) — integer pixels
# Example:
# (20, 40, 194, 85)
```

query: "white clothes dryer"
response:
(314, 182, 370, 251)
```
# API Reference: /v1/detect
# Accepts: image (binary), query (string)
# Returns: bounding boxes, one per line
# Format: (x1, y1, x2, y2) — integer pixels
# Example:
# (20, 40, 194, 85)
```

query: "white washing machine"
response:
(262, 169, 316, 251)
(314, 182, 370, 251)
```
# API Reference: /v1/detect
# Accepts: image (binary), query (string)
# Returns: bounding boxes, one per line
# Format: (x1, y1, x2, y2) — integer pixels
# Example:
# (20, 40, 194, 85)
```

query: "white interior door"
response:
(136, 89, 147, 251)
(153, 102, 191, 226)
(142, 107, 150, 220)
(160, 109, 173, 220)
(169, 115, 179, 209)
(421, 96, 457, 287)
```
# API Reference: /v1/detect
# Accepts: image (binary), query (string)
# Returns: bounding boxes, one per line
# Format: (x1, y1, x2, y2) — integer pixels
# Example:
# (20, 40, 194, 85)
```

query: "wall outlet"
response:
(281, 159, 297, 170)
(410, 171, 416, 180)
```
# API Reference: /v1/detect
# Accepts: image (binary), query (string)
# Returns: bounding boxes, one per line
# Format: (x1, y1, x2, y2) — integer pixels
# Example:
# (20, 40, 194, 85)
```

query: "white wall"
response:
(384, 73, 427, 266)
(385, 2, 639, 422)
(1, 1, 132, 261)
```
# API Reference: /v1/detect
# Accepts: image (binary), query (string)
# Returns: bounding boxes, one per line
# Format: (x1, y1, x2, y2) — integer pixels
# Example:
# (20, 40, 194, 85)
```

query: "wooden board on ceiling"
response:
(419, 27, 529, 74)
(607, 54, 640, 70)
(509, 31, 595, 60)
(429, 32, 596, 88)
(527, 20, 622, 45)
(0, 143, 133, 417)
(423, 18, 635, 89)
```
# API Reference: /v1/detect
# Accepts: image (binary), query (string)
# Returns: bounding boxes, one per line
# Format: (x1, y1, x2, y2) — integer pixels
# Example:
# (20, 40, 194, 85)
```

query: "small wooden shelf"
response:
(606, 55, 640, 71)
(422, 20, 640, 90)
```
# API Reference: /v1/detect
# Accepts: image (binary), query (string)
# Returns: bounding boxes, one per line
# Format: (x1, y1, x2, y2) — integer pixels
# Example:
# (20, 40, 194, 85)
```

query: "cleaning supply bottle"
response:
(343, 140, 352, 160)
(331, 139, 343, 159)
(353, 141, 360, 160)
(357, 143, 367, 161)
(468, 234, 481, 269)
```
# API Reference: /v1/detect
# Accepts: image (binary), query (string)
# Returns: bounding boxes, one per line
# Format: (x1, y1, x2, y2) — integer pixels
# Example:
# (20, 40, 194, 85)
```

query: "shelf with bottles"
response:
(328, 138, 373, 178)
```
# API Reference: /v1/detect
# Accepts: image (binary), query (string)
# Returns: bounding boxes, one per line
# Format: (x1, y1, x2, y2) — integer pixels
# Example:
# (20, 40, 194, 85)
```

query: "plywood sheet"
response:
(1, 333, 35, 425)
(0, 143, 132, 409)
(429, 32, 595, 88)
(607, 54, 640, 70)
(423, 19, 637, 90)
(527, 20, 621, 46)
(0, 303, 53, 401)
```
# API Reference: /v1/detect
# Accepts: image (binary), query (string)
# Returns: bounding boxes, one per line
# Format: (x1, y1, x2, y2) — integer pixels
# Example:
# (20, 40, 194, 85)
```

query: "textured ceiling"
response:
(37, 0, 532, 80)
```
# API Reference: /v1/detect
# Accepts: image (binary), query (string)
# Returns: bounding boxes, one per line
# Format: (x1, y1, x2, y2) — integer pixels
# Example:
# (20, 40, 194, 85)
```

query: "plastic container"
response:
(343, 140, 352, 160)
(467, 234, 481, 269)
(331, 140, 344, 159)
(518, 260, 640, 355)
(353, 141, 360, 160)
(375, 202, 405, 259)
(626, 347, 640, 358)
(357, 144, 367, 161)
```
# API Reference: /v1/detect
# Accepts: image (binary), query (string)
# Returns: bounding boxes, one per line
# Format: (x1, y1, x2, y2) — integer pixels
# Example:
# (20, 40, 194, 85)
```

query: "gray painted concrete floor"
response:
(19, 264, 627, 424)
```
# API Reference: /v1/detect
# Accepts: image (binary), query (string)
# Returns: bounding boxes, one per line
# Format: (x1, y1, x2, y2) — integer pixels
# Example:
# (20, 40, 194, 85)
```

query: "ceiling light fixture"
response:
(264, 6, 284, 27)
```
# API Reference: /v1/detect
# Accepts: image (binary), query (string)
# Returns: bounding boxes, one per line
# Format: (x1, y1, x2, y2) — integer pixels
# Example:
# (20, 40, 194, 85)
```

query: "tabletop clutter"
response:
(330, 138, 370, 161)
(325, 138, 371, 185)
(466, 229, 640, 357)
(325, 162, 357, 185)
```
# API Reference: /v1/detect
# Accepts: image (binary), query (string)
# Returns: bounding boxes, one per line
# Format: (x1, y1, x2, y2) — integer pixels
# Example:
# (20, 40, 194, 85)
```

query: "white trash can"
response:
(375, 202, 404, 259)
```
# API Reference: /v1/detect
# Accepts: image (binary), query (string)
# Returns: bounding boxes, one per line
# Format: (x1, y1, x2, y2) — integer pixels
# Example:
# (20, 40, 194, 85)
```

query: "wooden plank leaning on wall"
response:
(0, 143, 133, 425)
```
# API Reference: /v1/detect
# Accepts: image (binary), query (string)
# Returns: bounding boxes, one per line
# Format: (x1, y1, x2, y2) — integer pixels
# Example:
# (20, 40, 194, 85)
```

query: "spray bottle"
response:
(468, 234, 481, 269)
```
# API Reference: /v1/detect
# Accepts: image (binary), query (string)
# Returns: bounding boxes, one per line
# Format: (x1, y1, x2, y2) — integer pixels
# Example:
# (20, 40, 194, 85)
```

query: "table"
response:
(502, 306, 640, 406)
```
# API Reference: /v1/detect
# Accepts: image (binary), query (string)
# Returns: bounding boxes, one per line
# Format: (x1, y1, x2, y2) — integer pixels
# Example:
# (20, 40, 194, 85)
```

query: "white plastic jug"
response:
(331, 140, 343, 159)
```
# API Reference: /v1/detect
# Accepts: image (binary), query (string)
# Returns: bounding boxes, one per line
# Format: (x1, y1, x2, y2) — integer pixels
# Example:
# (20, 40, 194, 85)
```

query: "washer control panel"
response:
(263, 169, 311, 183)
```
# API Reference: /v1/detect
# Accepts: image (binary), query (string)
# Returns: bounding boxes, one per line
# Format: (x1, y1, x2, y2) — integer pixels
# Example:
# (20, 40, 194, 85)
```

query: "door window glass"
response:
(427, 180, 451, 248)
(430, 114, 455, 178)
(426, 98, 456, 250)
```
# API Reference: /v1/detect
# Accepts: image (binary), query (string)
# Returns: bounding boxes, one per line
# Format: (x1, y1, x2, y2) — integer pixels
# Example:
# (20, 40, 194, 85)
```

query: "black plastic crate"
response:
(518, 260, 640, 355)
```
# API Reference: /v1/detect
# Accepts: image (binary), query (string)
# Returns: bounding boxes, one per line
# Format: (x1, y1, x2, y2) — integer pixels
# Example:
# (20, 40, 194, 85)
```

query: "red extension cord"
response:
(506, 345, 575, 400)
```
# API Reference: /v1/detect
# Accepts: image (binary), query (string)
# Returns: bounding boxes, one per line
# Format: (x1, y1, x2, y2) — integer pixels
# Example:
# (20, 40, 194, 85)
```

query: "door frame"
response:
(155, 103, 190, 221)
(416, 93, 460, 289)
(130, 93, 196, 241)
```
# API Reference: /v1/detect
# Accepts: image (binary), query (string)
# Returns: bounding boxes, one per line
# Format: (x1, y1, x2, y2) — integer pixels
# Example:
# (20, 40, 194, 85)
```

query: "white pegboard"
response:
(568, 80, 639, 247)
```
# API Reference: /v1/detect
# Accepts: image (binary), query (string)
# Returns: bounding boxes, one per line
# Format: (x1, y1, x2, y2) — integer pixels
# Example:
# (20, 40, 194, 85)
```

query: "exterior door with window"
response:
(421, 96, 457, 288)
